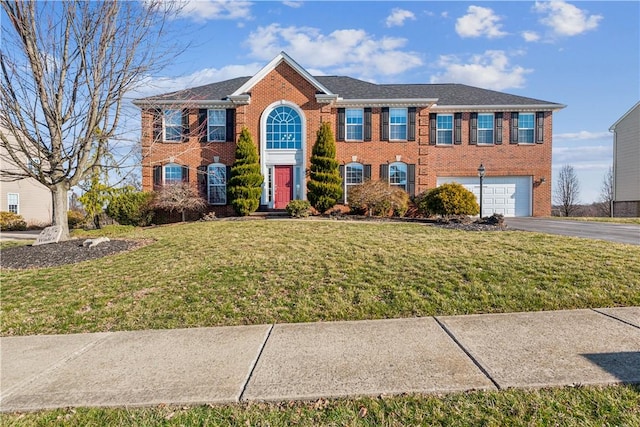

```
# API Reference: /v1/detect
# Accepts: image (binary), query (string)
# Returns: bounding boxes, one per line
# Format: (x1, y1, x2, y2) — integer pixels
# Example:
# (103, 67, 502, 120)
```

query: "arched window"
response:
(266, 106, 302, 149)
(345, 162, 364, 202)
(389, 162, 407, 191)
(164, 163, 183, 183)
(207, 163, 226, 205)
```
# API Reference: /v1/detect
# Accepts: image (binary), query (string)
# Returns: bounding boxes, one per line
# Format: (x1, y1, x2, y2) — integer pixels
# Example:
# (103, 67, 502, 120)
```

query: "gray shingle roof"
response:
(136, 75, 562, 107)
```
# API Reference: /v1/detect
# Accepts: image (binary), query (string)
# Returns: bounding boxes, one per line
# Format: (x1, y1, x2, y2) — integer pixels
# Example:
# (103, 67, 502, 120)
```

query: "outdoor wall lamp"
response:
(539, 177, 546, 184)
(477, 163, 485, 218)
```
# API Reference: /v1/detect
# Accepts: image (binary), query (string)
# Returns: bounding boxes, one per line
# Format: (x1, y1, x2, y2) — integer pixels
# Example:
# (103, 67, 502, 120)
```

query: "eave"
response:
(431, 103, 566, 113)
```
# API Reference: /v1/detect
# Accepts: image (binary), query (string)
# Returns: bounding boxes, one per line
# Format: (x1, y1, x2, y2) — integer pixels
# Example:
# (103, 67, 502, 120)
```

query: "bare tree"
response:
(0, 0, 181, 240)
(596, 165, 614, 217)
(153, 182, 206, 222)
(554, 164, 581, 217)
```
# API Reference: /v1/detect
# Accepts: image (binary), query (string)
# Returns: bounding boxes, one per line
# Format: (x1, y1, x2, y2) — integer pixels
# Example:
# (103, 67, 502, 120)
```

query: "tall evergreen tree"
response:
(228, 127, 263, 216)
(307, 122, 342, 213)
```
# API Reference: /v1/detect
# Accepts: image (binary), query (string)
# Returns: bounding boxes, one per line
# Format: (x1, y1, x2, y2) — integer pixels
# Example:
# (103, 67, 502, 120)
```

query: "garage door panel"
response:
(436, 176, 531, 217)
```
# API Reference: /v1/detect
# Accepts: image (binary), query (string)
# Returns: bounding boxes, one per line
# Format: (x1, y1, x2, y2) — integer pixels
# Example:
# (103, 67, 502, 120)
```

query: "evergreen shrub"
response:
(307, 122, 342, 213)
(106, 189, 155, 226)
(348, 180, 409, 217)
(0, 211, 27, 231)
(286, 200, 311, 218)
(416, 182, 479, 217)
(228, 127, 263, 216)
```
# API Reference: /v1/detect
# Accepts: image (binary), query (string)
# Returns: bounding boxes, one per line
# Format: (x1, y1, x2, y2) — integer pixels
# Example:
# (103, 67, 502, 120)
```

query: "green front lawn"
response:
(2, 385, 639, 426)
(2, 220, 639, 336)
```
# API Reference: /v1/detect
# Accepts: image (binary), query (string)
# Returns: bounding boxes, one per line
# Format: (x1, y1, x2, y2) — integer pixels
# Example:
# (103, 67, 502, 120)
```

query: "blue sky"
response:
(136, 1, 638, 203)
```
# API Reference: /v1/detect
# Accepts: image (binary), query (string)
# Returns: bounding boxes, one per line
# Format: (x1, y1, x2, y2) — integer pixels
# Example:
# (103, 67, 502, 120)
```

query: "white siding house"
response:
(610, 102, 640, 217)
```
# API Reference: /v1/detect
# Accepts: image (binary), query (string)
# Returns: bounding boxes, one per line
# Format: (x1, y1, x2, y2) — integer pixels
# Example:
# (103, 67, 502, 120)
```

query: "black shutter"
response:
(536, 112, 544, 144)
(495, 112, 503, 145)
(429, 113, 436, 145)
(197, 165, 207, 198)
(198, 109, 207, 143)
(152, 109, 163, 142)
(455, 112, 463, 145)
(226, 109, 235, 142)
(510, 112, 519, 144)
(380, 164, 389, 180)
(469, 113, 478, 145)
(337, 108, 345, 141)
(182, 165, 189, 183)
(408, 107, 416, 141)
(338, 165, 345, 203)
(407, 164, 416, 196)
(364, 108, 372, 141)
(363, 164, 371, 180)
(181, 109, 190, 141)
(153, 165, 162, 189)
(380, 107, 389, 141)
(225, 165, 232, 204)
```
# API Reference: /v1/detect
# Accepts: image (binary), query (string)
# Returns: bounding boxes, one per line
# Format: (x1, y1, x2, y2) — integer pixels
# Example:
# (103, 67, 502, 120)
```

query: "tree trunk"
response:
(51, 182, 71, 241)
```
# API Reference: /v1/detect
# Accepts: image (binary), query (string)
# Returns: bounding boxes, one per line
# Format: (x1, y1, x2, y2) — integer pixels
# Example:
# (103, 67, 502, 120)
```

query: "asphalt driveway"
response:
(505, 218, 640, 245)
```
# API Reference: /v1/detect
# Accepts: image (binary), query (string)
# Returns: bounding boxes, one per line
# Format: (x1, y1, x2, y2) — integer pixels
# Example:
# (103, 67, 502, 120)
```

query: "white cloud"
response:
(386, 8, 416, 28)
(522, 31, 540, 42)
(554, 131, 611, 141)
(282, 1, 303, 8)
(455, 6, 507, 39)
(245, 24, 423, 78)
(430, 50, 531, 90)
(534, 0, 602, 37)
(175, 0, 253, 22)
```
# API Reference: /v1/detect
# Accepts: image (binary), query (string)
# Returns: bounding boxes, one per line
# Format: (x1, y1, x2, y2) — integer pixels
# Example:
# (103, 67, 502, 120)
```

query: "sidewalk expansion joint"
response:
(239, 323, 274, 402)
(591, 308, 640, 330)
(433, 317, 501, 391)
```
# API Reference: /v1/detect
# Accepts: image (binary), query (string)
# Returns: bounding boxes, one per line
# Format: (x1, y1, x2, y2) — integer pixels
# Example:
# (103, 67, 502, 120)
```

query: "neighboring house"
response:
(0, 126, 53, 226)
(134, 52, 565, 217)
(609, 101, 640, 217)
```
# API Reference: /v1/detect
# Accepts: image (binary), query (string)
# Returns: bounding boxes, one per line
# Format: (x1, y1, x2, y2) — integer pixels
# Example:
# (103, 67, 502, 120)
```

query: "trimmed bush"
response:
(67, 210, 86, 229)
(416, 182, 479, 217)
(347, 180, 410, 217)
(307, 122, 342, 213)
(286, 200, 311, 218)
(228, 127, 263, 216)
(106, 189, 155, 226)
(0, 211, 27, 231)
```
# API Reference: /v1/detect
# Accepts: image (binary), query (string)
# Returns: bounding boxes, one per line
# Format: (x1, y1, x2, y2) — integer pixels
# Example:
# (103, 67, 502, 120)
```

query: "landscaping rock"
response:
(82, 237, 110, 248)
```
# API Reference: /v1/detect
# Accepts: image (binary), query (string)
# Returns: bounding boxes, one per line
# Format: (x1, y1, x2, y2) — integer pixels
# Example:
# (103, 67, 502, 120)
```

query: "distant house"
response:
(609, 102, 640, 217)
(0, 126, 53, 226)
(134, 52, 565, 217)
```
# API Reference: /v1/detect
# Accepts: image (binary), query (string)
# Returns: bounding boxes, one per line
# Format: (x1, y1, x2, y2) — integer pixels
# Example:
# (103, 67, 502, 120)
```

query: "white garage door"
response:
(436, 176, 532, 217)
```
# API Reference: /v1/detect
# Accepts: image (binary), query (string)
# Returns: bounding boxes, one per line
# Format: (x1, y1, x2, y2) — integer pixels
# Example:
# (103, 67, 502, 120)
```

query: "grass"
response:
(2, 220, 639, 336)
(2, 385, 639, 426)
(548, 216, 640, 224)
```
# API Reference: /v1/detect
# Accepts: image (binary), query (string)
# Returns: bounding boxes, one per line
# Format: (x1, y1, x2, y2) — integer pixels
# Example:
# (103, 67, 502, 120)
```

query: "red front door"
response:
(274, 165, 293, 209)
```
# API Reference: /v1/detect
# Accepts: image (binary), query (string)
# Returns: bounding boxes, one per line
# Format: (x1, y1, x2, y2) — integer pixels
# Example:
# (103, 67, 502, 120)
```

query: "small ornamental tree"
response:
(153, 182, 206, 222)
(227, 127, 263, 216)
(307, 122, 342, 213)
(417, 183, 479, 217)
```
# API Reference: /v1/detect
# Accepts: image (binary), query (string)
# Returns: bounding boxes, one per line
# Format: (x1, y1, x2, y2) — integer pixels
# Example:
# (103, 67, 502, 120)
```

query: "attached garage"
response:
(436, 176, 532, 217)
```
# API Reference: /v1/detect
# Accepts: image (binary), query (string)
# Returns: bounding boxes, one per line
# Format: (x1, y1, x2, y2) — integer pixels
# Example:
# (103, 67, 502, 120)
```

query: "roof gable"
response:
(231, 51, 333, 97)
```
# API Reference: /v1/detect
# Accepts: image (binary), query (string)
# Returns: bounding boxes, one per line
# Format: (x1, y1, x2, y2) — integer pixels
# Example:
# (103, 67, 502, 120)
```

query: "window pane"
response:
(518, 113, 535, 143)
(7, 193, 18, 214)
(164, 109, 182, 142)
(266, 106, 301, 149)
(437, 115, 453, 144)
(389, 108, 407, 140)
(164, 164, 182, 183)
(208, 165, 226, 205)
(208, 110, 226, 141)
(346, 109, 363, 141)
(389, 162, 407, 190)
(346, 163, 364, 184)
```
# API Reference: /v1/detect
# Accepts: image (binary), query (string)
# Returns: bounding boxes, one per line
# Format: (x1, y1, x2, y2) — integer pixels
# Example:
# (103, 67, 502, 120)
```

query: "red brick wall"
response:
(141, 63, 554, 216)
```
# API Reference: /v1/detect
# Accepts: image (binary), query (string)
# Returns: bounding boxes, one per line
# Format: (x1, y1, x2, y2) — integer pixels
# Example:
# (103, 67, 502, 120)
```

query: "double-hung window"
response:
(477, 113, 494, 144)
(345, 109, 363, 141)
(389, 108, 407, 140)
(163, 109, 183, 142)
(518, 113, 535, 143)
(208, 110, 226, 142)
(389, 162, 407, 191)
(437, 114, 453, 144)
(164, 163, 183, 183)
(344, 162, 364, 202)
(7, 193, 18, 214)
(207, 163, 226, 205)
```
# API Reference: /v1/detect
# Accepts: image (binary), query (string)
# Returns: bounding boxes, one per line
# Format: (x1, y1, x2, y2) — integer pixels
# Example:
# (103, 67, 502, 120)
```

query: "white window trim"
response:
(344, 162, 364, 203)
(345, 108, 364, 141)
(163, 109, 183, 143)
(477, 113, 495, 145)
(388, 161, 408, 191)
(518, 113, 535, 144)
(7, 193, 19, 214)
(436, 114, 454, 145)
(389, 108, 408, 141)
(163, 162, 183, 184)
(208, 109, 226, 142)
(207, 163, 227, 205)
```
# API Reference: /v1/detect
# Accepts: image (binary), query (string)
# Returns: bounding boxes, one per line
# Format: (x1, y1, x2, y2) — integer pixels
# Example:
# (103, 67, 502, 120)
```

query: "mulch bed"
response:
(1, 239, 149, 270)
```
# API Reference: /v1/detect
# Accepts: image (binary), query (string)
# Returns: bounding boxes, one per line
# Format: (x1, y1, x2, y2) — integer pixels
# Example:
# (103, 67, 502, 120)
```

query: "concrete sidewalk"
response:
(1, 308, 639, 412)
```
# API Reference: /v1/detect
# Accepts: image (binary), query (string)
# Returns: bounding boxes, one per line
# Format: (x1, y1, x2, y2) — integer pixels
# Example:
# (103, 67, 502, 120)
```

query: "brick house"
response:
(134, 52, 564, 217)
